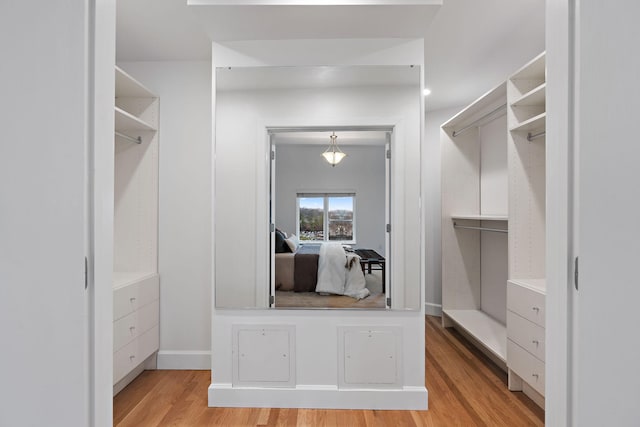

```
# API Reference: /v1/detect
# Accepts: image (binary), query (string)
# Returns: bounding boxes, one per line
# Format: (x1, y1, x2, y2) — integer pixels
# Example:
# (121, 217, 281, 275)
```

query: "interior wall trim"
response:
(157, 350, 212, 370)
(424, 302, 442, 317)
(208, 384, 428, 410)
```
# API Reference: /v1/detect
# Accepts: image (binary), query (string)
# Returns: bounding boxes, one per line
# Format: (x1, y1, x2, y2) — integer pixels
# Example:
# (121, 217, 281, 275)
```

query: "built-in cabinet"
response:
(113, 66, 160, 395)
(441, 52, 546, 407)
(506, 52, 546, 407)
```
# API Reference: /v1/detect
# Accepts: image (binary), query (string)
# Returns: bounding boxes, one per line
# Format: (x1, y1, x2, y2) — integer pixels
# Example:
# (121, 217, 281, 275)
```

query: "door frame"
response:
(545, 0, 576, 425)
(266, 125, 394, 308)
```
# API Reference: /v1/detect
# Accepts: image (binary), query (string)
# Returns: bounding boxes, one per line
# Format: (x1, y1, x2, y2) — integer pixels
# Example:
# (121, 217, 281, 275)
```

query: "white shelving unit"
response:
(506, 52, 546, 408)
(441, 82, 509, 370)
(441, 54, 548, 407)
(112, 66, 160, 395)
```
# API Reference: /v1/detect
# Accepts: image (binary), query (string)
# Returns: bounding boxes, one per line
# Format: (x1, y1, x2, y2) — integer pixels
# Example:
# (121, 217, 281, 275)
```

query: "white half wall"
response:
(117, 61, 212, 369)
(423, 106, 464, 316)
(275, 144, 386, 254)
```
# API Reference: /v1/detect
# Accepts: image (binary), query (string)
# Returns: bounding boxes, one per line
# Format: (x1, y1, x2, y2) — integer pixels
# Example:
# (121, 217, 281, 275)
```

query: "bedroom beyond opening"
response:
(269, 126, 392, 309)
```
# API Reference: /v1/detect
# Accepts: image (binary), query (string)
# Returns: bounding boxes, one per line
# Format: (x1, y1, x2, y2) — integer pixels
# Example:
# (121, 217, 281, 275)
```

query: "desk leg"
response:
(382, 262, 385, 293)
(360, 261, 365, 275)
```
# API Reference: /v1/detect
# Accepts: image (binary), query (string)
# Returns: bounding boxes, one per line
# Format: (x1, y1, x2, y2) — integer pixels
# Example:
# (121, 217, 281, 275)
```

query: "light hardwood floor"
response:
(114, 316, 544, 426)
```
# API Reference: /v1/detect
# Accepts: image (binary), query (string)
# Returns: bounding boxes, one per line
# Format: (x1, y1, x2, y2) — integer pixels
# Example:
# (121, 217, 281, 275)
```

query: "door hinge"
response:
(386, 297, 391, 307)
(386, 149, 391, 159)
(386, 224, 391, 233)
(574, 256, 579, 290)
(270, 295, 275, 305)
(271, 150, 275, 160)
(270, 223, 275, 232)
(84, 256, 88, 290)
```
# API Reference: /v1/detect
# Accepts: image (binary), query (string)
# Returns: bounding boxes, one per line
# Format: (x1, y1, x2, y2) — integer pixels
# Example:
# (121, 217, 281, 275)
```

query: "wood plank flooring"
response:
(114, 316, 544, 426)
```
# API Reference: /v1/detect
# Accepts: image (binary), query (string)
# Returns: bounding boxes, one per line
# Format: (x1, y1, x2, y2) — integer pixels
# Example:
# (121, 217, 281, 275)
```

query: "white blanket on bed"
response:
(315, 243, 370, 299)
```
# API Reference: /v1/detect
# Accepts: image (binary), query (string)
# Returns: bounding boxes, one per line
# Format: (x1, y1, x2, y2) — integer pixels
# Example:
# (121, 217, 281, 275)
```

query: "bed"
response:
(275, 242, 370, 299)
(274, 245, 320, 292)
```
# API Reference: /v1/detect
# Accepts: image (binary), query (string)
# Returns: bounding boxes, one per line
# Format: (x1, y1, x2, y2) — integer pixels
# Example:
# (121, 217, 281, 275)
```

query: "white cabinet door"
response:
(574, 2, 640, 426)
(0, 3, 92, 426)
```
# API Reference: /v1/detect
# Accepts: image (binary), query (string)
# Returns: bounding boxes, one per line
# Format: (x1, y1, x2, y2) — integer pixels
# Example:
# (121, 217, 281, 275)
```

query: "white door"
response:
(0, 3, 91, 426)
(572, 2, 640, 425)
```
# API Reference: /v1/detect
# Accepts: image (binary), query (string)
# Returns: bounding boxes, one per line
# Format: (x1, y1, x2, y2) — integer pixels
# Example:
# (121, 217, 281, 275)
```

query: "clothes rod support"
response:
(527, 130, 546, 141)
(453, 222, 508, 233)
(115, 131, 142, 144)
(452, 103, 507, 137)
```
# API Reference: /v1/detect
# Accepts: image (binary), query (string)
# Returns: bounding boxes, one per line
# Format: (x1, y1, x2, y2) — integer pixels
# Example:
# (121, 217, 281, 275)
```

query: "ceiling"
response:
(116, 0, 545, 111)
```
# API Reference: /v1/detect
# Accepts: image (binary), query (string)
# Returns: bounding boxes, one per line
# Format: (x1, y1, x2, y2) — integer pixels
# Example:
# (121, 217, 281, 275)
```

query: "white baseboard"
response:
(425, 302, 442, 317)
(208, 383, 428, 410)
(157, 350, 211, 370)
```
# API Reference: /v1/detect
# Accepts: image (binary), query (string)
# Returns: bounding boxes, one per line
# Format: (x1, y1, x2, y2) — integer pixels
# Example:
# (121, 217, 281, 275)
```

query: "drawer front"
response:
(113, 274, 159, 320)
(114, 325, 159, 384)
(113, 300, 159, 352)
(507, 281, 545, 327)
(507, 339, 545, 396)
(507, 310, 545, 361)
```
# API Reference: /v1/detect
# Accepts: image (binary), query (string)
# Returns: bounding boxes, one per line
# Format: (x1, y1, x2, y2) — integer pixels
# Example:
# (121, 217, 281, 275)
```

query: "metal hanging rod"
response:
(452, 104, 507, 137)
(527, 130, 546, 141)
(115, 131, 142, 144)
(453, 222, 508, 233)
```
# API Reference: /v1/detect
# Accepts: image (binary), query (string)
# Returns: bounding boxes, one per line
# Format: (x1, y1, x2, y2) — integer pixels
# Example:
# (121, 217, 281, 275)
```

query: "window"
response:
(297, 193, 355, 243)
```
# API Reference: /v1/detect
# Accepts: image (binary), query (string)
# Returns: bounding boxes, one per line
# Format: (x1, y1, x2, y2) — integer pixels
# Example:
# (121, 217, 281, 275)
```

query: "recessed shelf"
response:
(443, 309, 507, 362)
(115, 106, 156, 132)
(115, 66, 155, 98)
(451, 214, 508, 221)
(510, 112, 546, 132)
(512, 83, 546, 107)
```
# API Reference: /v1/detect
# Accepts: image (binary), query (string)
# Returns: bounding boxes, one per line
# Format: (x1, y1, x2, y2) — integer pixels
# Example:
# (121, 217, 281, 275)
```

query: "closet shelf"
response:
(115, 66, 155, 98)
(451, 214, 508, 221)
(508, 278, 546, 293)
(512, 83, 546, 107)
(442, 82, 507, 130)
(510, 112, 546, 132)
(113, 271, 158, 289)
(444, 309, 507, 362)
(115, 107, 156, 132)
(510, 52, 546, 81)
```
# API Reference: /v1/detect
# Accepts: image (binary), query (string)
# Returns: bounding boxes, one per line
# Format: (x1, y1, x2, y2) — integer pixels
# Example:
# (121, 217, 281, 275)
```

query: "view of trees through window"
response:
(298, 194, 354, 242)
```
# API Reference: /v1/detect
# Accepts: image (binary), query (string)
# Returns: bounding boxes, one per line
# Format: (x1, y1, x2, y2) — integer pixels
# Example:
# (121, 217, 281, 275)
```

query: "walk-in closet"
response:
(441, 52, 547, 408)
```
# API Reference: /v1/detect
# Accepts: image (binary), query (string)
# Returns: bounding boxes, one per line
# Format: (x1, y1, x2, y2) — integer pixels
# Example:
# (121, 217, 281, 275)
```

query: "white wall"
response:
(118, 61, 212, 368)
(275, 144, 386, 254)
(423, 106, 464, 316)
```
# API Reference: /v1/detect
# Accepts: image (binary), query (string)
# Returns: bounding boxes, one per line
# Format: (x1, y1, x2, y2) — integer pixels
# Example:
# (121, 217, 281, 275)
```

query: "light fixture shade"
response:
(322, 150, 346, 165)
(322, 132, 346, 166)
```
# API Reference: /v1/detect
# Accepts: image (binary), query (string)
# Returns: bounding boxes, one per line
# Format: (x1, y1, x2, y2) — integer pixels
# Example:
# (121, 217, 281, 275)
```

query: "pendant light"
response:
(322, 132, 346, 167)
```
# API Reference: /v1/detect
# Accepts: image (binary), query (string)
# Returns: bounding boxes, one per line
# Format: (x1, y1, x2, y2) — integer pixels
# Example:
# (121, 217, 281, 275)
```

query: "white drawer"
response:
(507, 339, 545, 396)
(113, 300, 159, 352)
(113, 274, 159, 321)
(114, 325, 159, 384)
(507, 281, 545, 327)
(507, 310, 545, 361)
